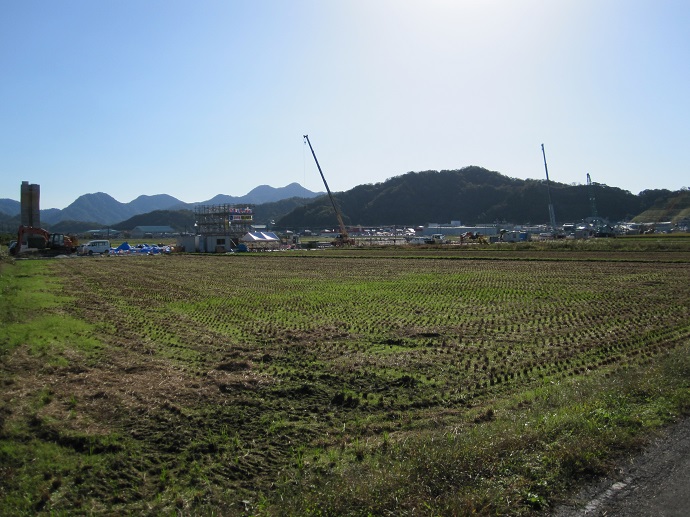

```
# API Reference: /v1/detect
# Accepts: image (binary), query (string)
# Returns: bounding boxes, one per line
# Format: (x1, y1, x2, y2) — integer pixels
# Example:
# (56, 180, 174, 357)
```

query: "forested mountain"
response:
(47, 220, 105, 234)
(203, 183, 320, 205)
(252, 197, 317, 225)
(112, 210, 196, 233)
(0, 192, 184, 226)
(2, 172, 686, 234)
(0, 183, 322, 226)
(276, 167, 674, 229)
(0, 199, 20, 217)
(108, 197, 320, 233)
(54, 193, 176, 226)
(108, 197, 315, 232)
(0, 197, 322, 235)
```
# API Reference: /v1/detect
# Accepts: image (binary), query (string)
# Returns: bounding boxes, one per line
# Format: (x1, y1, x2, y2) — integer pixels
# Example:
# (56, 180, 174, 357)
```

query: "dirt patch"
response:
(553, 416, 690, 516)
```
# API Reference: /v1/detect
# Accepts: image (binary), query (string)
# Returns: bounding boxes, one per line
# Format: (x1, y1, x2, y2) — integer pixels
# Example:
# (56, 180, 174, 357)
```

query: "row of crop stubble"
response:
(2, 250, 689, 515)
(55, 253, 689, 389)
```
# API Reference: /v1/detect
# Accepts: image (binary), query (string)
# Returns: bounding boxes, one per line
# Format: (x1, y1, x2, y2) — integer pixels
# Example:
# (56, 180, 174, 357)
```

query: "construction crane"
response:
(541, 144, 558, 232)
(303, 135, 354, 246)
(586, 173, 599, 219)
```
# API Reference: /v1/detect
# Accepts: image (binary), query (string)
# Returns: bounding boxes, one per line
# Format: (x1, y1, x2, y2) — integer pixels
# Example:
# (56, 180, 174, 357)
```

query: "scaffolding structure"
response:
(194, 204, 254, 236)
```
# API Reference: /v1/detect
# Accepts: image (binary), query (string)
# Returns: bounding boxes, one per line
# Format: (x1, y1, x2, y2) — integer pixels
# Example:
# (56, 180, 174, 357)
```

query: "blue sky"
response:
(1, 0, 688, 209)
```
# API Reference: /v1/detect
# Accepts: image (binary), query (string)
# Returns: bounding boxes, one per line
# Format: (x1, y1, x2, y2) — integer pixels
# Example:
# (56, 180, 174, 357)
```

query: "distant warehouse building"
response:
(130, 226, 176, 238)
(424, 223, 500, 237)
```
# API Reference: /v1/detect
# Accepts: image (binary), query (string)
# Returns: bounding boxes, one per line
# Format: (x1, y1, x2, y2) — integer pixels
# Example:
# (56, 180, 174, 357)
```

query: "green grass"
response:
(1, 247, 689, 515)
(284, 346, 690, 515)
(0, 261, 101, 361)
(0, 260, 120, 516)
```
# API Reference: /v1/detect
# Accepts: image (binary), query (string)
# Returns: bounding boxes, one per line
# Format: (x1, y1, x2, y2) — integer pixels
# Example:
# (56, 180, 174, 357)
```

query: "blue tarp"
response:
(111, 242, 171, 255)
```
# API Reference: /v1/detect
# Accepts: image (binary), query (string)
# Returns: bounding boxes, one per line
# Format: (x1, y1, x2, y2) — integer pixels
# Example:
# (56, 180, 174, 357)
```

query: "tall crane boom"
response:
(303, 135, 352, 245)
(541, 144, 557, 231)
(586, 173, 599, 219)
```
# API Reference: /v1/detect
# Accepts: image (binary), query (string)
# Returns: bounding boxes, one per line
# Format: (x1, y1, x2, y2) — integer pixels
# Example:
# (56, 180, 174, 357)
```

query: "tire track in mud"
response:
(553, 417, 690, 516)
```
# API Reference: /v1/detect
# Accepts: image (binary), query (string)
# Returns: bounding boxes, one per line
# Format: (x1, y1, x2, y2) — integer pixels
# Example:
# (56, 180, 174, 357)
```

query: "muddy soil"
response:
(553, 416, 690, 516)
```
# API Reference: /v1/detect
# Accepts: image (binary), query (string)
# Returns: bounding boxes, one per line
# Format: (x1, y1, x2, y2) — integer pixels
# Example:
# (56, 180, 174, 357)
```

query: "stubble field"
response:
(1, 246, 689, 515)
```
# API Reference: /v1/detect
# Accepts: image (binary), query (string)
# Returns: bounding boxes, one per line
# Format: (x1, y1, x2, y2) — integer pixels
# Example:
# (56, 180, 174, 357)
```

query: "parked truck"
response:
(425, 234, 446, 244)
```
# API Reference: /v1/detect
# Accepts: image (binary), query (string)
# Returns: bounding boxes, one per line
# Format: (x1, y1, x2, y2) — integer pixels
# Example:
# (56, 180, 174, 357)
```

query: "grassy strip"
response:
(0, 260, 101, 359)
(283, 251, 690, 264)
(275, 345, 690, 515)
(285, 236, 690, 262)
(0, 260, 115, 515)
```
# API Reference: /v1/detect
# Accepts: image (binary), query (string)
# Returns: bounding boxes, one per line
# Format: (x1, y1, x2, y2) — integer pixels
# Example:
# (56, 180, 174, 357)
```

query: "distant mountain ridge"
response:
(0, 199, 20, 217)
(0, 183, 322, 226)
(202, 183, 318, 206)
(2, 173, 688, 232)
(275, 167, 688, 228)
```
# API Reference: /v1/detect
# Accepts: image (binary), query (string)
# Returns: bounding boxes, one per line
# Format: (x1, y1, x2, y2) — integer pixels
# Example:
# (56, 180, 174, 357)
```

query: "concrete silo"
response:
(20, 181, 40, 228)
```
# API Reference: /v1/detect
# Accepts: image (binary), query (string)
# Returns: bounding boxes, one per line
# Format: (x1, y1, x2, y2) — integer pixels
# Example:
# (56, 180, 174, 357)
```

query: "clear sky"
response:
(1, 0, 688, 209)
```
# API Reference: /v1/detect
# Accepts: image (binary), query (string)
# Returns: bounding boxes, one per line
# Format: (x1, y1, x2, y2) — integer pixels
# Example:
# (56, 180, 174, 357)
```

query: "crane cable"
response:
(303, 136, 307, 189)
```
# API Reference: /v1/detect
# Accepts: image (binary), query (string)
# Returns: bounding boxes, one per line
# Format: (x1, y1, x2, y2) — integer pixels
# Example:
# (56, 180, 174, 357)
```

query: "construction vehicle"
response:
(10, 225, 79, 256)
(303, 135, 355, 246)
(585, 173, 616, 238)
(540, 144, 565, 238)
(586, 173, 598, 220)
(541, 144, 557, 232)
(425, 233, 446, 244)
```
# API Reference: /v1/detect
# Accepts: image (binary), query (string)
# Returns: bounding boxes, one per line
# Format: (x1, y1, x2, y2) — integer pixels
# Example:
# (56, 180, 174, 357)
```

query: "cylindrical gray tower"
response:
(20, 181, 41, 228)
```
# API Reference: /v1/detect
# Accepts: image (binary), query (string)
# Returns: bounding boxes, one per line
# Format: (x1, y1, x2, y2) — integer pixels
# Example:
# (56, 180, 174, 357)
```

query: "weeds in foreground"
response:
(278, 344, 690, 515)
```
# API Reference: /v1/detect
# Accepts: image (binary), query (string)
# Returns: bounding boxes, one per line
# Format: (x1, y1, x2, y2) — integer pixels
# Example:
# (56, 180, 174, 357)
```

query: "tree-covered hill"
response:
(276, 167, 650, 229)
(107, 197, 317, 233)
(102, 197, 316, 234)
(3, 171, 686, 234)
(112, 210, 196, 232)
(251, 197, 317, 226)
(633, 190, 690, 223)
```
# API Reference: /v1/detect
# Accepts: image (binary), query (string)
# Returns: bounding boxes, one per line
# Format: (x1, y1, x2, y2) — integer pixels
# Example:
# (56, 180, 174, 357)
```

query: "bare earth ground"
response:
(553, 416, 690, 516)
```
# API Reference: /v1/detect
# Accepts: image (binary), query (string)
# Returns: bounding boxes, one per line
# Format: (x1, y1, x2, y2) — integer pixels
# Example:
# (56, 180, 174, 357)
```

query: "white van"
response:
(79, 240, 111, 255)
